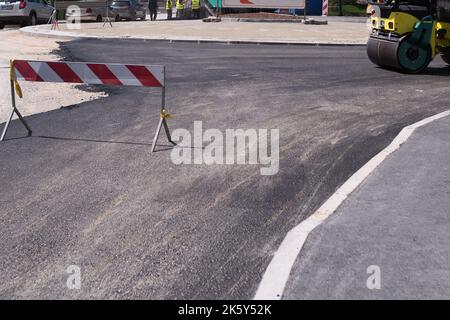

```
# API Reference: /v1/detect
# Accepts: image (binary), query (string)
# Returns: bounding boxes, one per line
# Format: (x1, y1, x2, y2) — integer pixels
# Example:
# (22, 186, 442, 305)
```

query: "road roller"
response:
(367, 0, 450, 72)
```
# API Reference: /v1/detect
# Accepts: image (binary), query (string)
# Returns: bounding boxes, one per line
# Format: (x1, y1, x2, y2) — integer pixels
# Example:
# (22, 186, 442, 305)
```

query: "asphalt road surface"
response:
(1, 40, 450, 299)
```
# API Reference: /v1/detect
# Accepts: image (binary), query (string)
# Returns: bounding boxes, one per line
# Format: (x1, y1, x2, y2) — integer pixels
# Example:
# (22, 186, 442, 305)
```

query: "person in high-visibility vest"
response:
(176, 0, 185, 19)
(191, 0, 201, 19)
(166, 0, 173, 20)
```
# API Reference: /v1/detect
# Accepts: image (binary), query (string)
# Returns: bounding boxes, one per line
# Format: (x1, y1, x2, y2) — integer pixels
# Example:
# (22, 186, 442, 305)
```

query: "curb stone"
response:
(20, 25, 367, 46)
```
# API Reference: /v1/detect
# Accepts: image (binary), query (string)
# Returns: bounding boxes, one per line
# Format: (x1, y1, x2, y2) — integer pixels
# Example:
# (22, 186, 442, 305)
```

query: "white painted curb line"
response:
(254, 109, 450, 300)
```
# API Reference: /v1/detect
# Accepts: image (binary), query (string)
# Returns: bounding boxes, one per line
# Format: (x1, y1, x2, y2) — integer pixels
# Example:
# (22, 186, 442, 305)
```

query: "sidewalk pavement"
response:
(21, 18, 369, 45)
(283, 113, 450, 299)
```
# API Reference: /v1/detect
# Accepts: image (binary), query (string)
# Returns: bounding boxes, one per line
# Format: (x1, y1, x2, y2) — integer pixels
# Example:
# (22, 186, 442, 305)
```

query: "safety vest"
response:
(176, 0, 184, 9)
(166, 0, 172, 9)
(192, 0, 200, 10)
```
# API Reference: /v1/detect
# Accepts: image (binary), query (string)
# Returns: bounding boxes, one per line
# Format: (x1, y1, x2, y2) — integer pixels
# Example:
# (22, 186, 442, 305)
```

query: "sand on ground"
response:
(0, 30, 106, 123)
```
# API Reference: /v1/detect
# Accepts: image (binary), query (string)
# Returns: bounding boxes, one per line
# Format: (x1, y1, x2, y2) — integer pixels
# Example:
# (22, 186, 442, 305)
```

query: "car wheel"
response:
(0, 23, 4, 30)
(115, 15, 120, 22)
(96, 15, 102, 22)
(29, 12, 37, 26)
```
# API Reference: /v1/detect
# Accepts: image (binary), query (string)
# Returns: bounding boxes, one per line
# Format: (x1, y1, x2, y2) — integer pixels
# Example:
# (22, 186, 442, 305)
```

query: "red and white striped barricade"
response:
(1, 60, 174, 152)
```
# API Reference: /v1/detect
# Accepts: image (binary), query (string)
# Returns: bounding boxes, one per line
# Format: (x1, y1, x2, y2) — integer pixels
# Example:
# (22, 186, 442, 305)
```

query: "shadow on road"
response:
(423, 66, 450, 76)
(37, 135, 155, 147)
(375, 65, 450, 76)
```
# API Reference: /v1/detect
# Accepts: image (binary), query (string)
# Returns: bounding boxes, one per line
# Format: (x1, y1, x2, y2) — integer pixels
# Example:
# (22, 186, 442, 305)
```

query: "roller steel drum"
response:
(367, 34, 432, 73)
(367, 35, 401, 69)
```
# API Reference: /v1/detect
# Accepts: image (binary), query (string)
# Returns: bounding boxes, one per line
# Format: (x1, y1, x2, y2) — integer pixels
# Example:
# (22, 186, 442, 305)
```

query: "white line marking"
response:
(107, 64, 141, 87)
(146, 66, 165, 87)
(28, 61, 62, 83)
(254, 110, 450, 300)
(70, 63, 104, 85)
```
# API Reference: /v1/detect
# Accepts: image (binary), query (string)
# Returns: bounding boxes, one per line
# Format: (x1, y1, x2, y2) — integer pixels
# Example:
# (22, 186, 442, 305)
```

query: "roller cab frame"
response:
(367, 0, 450, 72)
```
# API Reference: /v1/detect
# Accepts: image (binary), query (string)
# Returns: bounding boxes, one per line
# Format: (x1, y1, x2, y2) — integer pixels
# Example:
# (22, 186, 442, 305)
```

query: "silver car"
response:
(65, 3, 109, 23)
(110, 0, 146, 21)
(0, 0, 54, 29)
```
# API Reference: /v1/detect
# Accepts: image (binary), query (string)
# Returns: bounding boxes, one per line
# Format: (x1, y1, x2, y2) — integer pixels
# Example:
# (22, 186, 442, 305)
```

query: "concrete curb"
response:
(220, 17, 304, 23)
(19, 25, 367, 47)
(220, 16, 368, 24)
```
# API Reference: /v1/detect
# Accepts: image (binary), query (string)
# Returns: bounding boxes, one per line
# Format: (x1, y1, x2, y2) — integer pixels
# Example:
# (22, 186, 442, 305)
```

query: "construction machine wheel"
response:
(367, 35, 401, 69)
(397, 34, 432, 73)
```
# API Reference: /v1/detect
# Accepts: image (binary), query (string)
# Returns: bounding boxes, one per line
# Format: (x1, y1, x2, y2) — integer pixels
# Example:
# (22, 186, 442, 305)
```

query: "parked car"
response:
(0, 0, 54, 29)
(110, 0, 146, 21)
(65, 4, 108, 23)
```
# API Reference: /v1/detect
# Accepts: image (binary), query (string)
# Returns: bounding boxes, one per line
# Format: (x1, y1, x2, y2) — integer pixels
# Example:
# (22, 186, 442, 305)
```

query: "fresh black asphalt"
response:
(1, 40, 450, 299)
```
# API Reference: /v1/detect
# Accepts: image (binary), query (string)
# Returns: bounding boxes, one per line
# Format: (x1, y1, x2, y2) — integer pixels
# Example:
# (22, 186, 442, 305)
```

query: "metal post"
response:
(303, 0, 307, 21)
(103, 0, 113, 27)
(0, 108, 14, 142)
(151, 115, 164, 152)
(49, 0, 59, 30)
(161, 67, 166, 110)
(216, 0, 220, 18)
(151, 83, 166, 152)
(151, 66, 174, 153)
(0, 80, 32, 142)
(162, 116, 172, 142)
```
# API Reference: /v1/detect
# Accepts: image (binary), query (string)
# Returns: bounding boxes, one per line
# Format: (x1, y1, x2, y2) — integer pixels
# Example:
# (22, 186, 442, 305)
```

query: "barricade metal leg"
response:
(151, 68, 175, 152)
(0, 109, 14, 142)
(151, 116, 165, 153)
(103, 5, 113, 28)
(162, 118, 172, 142)
(0, 80, 32, 142)
(151, 115, 175, 153)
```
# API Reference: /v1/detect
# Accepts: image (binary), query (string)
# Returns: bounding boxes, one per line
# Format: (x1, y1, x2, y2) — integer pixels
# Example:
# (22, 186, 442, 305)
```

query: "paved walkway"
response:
(284, 113, 450, 299)
(21, 18, 369, 45)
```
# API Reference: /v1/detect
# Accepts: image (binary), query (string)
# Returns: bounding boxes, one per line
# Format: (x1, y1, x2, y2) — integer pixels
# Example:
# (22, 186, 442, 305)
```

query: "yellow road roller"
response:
(367, 0, 450, 72)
